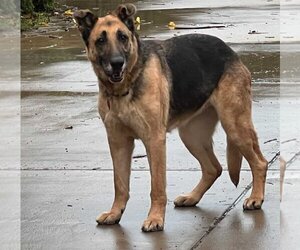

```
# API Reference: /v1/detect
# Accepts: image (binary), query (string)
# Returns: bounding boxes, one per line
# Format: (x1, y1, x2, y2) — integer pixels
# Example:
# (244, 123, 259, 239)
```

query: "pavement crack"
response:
(189, 151, 279, 250)
(190, 182, 252, 250)
(264, 138, 277, 144)
(286, 151, 300, 168)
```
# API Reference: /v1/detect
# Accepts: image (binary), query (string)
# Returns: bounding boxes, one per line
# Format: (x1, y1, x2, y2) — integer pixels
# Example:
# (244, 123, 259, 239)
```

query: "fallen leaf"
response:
(135, 16, 141, 24)
(64, 9, 74, 16)
(168, 21, 176, 29)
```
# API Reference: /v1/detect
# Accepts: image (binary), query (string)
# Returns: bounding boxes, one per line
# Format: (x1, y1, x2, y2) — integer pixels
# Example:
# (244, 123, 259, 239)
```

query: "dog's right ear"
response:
(73, 10, 98, 46)
(113, 4, 137, 32)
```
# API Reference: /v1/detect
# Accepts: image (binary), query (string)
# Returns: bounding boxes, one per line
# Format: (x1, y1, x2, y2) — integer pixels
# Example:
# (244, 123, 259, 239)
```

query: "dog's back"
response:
(163, 34, 238, 117)
(140, 34, 239, 117)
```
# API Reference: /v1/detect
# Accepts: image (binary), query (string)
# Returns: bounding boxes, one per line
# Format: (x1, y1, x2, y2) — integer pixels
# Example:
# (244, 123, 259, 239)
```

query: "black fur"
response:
(136, 34, 238, 118)
(74, 10, 98, 47)
(114, 4, 136, 32)
(163, 34, 238, 117)
(74, 8, 238, 119)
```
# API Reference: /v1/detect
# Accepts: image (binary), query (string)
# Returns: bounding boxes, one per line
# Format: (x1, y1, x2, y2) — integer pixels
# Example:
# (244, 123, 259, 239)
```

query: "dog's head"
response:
(74, 4, 138, 85)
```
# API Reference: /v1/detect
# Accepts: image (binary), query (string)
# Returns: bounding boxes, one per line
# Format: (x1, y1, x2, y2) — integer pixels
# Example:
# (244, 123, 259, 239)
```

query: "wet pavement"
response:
(1, 0, 300, 249)
(20, 171, 280, 250)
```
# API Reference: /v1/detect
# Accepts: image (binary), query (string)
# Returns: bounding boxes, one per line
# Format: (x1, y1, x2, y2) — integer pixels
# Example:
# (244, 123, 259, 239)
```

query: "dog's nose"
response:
(110, 56, 124, 71)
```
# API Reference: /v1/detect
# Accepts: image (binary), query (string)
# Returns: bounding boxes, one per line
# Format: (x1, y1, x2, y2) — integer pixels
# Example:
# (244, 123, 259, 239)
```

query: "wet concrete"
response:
(0, 171, 20, 249)
(21, 0, 283, 84)
(0, 28, 21, 248)
(3, 0, 298, 248)
(20, 92, 279, 171)
(21, 170, 280, 250)
(281, 172, 300, 249)
(194, 170, 280, 250)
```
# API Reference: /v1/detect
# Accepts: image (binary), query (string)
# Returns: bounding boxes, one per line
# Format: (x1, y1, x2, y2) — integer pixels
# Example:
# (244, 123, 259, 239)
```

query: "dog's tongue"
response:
(110, 72, 123, 82)
(112, 73, 121, 79)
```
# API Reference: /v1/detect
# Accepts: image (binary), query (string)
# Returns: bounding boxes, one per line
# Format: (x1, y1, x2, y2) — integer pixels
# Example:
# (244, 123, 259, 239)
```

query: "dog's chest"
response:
(104, 98, 149, 138)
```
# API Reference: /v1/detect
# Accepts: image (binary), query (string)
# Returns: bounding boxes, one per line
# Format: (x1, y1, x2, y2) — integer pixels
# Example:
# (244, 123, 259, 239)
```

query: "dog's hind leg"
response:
(210, 61, 268, 210)
(174, 106, 222, 207)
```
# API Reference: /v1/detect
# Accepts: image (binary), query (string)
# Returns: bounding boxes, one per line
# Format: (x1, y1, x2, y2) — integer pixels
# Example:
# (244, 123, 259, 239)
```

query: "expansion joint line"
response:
(189, 151, 280, 250)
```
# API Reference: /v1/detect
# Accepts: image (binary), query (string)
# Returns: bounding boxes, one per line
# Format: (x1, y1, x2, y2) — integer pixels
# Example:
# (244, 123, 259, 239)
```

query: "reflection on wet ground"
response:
(21, 0, 284, 85)
(21, 43, 281, 84)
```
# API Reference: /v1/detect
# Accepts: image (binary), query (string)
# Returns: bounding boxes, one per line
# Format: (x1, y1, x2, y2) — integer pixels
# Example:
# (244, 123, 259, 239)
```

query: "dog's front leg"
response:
(142, 134, 167, 232)
(96, 133, 134, 225)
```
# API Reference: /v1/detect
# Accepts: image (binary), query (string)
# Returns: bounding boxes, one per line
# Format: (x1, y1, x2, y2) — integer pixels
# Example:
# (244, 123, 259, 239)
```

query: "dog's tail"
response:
(227, 138, 243, 187)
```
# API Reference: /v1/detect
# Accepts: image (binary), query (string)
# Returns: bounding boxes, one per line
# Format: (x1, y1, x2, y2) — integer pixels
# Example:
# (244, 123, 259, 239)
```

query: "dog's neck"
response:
(103, 88, 130, 98)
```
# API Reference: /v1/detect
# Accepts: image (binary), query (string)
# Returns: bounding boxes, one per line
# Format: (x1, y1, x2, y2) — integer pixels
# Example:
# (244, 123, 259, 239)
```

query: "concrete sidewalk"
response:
(16, 53, 300, 250)
(17, 86, 286, 250)
(15, 83, 300, 249)
(1, 1, 299, 248)
(19, 170, 279, 250)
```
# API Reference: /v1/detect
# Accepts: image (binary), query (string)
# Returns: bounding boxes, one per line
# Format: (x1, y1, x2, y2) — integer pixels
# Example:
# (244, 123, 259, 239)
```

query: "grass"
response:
(21, 12, 50, 31)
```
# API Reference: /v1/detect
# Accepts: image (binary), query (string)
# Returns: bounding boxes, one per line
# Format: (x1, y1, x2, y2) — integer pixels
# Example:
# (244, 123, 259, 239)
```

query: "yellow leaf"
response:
(168, 21, 176, 28)
(64, 10, 74, 16)
(135, 16, 141, 24)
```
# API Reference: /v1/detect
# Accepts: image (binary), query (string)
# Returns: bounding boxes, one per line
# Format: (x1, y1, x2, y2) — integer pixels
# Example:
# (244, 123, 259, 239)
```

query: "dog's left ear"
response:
(73, 10, 98, 46)
(113, 3, 137, 32)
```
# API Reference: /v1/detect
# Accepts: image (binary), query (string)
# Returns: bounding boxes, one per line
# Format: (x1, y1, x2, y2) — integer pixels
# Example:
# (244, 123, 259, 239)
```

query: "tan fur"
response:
(172, 60, 267, 210)
(174, 106, 222, 206)
(97, 56, 267, 229)
(280, 157, 286, 201)
(210, 60, 268, 209)
(76, 6, 267, 231)
(88, 15, 140, 96)
(97, 54, 169, 231)
(97, 57, 267, 228)
(227, 138, 243, 187)
(167, 99, 211, 131)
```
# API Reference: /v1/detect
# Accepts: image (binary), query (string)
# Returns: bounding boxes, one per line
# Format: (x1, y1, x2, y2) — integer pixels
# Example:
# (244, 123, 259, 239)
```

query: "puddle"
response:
(20, 0, 292, 91)
(21, 43, 280, 86)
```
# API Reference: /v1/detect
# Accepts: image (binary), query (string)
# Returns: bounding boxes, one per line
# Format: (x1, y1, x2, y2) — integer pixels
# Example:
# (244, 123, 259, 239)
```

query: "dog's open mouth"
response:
(109, 72, 124, 83)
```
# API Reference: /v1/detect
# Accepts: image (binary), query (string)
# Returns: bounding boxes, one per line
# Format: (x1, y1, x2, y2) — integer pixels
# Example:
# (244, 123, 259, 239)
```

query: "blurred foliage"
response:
(21, 12, 50, 31)
(20, 0, 55, 31)
(21, 0, 55, 14)
(21, 0, 35, 13)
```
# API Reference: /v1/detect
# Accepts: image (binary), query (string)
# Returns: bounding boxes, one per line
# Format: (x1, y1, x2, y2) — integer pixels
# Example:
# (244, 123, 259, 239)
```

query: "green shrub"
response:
(21, 0, 54, 14)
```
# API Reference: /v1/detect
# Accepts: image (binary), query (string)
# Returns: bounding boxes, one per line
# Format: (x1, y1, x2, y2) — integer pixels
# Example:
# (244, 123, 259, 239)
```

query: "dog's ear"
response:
(73, 10, 98, 46)
(113, 4, 137, 32)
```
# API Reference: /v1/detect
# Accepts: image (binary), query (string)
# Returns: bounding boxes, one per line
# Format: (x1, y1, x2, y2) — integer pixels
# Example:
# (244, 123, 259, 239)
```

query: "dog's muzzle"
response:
(108, 55, 125, 83)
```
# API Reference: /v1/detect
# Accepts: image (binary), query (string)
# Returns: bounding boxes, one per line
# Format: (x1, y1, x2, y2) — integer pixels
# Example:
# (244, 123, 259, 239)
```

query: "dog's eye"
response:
(96, 31, 107, 46)
(96, 37, 106, 45)
(119, 33, 128, 43)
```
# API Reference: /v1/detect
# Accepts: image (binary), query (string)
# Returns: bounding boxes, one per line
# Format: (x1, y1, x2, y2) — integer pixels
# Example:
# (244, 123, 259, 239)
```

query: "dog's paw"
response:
(141, 216, 164, 232)
(243, 197, 264, 210)
(174, 194, 199, 207)
(96, 211, 122, 225)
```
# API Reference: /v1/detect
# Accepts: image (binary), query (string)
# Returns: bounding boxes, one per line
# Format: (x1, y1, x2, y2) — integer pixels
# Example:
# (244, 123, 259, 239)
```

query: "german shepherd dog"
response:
(74, 4, 268, 232)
